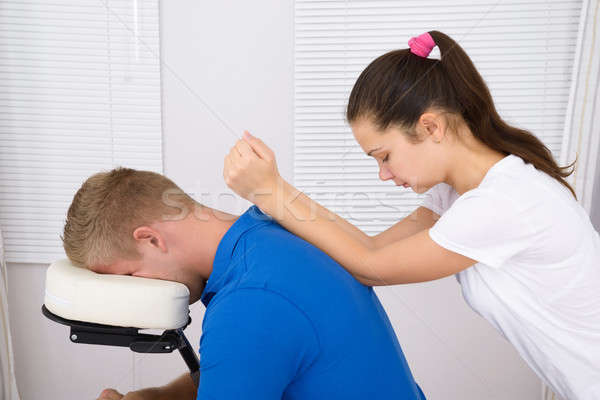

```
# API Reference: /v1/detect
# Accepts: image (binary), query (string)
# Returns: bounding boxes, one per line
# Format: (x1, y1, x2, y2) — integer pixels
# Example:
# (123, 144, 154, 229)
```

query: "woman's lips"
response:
(402, 183, 409, 188)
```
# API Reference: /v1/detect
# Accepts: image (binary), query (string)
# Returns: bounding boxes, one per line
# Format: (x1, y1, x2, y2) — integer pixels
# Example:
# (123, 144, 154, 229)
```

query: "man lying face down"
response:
(62, 167, 426, 400)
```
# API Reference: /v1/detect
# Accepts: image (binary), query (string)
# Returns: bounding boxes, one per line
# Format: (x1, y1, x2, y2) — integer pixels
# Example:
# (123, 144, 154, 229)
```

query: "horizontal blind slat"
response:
(0, 0, 163, 264)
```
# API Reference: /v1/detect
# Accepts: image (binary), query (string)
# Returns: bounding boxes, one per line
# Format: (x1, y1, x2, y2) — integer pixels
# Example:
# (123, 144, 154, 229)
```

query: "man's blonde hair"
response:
(61, 167, 197, 268)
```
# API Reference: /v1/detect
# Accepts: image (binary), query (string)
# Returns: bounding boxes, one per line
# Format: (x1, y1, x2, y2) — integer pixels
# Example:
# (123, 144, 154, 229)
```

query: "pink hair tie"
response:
(408, 32, 435, 58)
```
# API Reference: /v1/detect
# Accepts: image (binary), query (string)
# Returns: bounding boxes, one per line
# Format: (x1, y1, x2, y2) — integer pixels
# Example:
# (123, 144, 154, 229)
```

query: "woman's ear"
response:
(418, 111, 444, 143)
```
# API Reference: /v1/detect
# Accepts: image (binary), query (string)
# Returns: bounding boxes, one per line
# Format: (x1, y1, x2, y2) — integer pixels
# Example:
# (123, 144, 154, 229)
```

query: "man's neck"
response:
(190, 205, 239, 280)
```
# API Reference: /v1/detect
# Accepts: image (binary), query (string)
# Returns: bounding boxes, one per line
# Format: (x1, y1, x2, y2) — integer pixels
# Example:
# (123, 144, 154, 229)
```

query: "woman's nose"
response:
(379, 165, 394, 181)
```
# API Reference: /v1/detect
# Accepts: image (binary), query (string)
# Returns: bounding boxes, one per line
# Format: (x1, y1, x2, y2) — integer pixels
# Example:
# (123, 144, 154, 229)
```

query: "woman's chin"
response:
(410, 185, 427, 194)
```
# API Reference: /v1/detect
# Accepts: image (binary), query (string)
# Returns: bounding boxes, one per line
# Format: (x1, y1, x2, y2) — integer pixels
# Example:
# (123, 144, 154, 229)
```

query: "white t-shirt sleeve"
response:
(421, 183, 455, 216)
(428, 188, 535, 268)
(422, 185, 443, 216)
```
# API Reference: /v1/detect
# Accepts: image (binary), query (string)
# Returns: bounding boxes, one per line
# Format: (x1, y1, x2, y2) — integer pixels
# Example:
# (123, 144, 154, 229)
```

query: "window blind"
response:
(294, 0, 582, 235)
(0, 0, 163, 263)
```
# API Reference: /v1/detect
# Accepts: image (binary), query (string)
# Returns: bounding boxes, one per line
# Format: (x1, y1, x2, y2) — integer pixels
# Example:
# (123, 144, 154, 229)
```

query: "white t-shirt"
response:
(422, 154, 600, 400)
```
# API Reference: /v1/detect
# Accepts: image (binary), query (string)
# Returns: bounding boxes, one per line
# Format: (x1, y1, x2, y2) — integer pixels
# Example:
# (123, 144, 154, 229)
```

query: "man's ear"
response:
(132, 226, 167, 252)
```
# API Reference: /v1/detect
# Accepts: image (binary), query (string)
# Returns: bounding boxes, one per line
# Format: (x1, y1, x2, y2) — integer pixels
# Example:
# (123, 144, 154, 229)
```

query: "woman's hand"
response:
(224, 131, 282, 205)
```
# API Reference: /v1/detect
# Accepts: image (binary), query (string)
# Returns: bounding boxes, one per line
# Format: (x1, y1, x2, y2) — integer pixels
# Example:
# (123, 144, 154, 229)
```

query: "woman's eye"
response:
(382, 154, 389, 163)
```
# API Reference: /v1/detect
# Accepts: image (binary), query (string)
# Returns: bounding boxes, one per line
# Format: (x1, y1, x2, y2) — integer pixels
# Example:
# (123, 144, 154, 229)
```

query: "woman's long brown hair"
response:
(346, 30, 577, 200)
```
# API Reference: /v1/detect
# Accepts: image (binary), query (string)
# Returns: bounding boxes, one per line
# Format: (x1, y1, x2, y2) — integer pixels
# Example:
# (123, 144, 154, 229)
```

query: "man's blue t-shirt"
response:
(197, 206, 425, 399)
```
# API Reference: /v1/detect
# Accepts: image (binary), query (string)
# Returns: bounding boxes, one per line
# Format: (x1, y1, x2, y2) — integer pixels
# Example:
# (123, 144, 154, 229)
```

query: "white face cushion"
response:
(44, 258, 190, 329)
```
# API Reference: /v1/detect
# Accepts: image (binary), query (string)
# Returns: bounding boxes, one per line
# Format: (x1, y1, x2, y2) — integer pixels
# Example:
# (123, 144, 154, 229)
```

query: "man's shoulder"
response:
(242, 222, 334, 263)
(236, 223, 367, 304)
(239, 222, 339, 267)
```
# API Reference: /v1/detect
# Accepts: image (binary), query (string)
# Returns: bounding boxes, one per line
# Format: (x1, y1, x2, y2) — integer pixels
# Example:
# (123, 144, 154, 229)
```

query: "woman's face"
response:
(350, 116, 444, 194)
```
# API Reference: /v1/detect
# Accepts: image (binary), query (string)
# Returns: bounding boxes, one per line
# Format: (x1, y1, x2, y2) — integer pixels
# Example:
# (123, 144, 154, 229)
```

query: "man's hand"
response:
(97, 387, 160, 400)
(97, 388, 124, 400)
(96, 373, 196, 400)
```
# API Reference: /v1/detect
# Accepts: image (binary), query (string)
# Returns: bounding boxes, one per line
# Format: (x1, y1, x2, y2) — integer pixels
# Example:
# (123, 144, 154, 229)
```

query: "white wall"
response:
(591, 138, 600, 232)
(7, 1, 543, 399)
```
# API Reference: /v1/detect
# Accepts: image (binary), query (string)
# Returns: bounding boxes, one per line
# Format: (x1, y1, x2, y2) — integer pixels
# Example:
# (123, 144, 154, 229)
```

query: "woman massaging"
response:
(223, 31, 600, 400)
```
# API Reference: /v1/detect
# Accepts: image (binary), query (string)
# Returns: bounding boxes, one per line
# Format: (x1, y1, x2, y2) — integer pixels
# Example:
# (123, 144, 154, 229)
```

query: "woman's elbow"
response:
(352, 249, 385, 284)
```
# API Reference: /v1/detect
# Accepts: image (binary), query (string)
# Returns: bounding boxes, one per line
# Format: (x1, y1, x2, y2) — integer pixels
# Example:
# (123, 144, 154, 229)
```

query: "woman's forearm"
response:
(274, 180, 375, 250)
(257, 178, 377, 281)
(289, 193, 383, 285)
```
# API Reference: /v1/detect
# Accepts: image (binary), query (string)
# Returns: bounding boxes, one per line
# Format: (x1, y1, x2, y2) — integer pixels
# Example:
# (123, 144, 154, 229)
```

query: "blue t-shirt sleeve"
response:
(196, 288, 320, 400)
